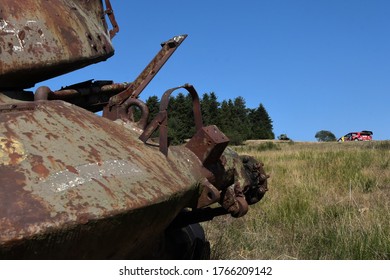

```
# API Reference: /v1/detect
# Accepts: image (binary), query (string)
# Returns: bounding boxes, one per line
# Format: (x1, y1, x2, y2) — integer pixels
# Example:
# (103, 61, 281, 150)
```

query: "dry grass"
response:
(203, 141, 390, 259)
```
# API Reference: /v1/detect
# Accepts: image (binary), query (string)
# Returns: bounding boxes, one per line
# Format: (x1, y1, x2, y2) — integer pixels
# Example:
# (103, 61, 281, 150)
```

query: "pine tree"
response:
(145, 95, 160, 123)
(201, 93, 210, 124)
(201, 92, 221, 126)
(167, 93, 193, 144)
(233, 96, 251, 140)
(250, 103, 274, 139)
(217, 99, 246, 145)
(218, 99, 233, 132)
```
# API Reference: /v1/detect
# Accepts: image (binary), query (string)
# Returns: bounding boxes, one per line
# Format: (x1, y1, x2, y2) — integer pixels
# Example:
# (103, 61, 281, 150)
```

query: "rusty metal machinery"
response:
(0, 0, 268, 259)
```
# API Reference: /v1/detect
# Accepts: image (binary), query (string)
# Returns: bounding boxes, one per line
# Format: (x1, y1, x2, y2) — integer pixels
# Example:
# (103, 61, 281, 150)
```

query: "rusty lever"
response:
(108, 34, 188, 107)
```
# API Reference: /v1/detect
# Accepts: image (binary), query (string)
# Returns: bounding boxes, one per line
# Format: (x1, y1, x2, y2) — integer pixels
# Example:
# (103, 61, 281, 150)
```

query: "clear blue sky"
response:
(36, 0, 390, 141)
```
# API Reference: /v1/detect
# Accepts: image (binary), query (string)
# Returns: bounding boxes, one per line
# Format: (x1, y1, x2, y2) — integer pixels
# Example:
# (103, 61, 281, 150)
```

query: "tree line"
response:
(141, 92, 274, 145)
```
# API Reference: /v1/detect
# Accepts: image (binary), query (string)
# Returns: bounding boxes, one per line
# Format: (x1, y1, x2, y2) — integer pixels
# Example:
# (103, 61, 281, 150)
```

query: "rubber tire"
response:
(164, 223, 210, 260)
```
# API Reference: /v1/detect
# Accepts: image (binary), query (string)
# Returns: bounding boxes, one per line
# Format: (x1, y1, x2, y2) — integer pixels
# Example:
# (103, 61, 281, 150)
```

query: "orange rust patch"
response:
(30, 155, 50, 178)
(31, 163, 50, 178)
(66, 165, 78, 174)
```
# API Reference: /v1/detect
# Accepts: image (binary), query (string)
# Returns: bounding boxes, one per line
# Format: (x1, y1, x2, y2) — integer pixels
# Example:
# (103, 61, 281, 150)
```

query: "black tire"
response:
(165, 223, 210, 260)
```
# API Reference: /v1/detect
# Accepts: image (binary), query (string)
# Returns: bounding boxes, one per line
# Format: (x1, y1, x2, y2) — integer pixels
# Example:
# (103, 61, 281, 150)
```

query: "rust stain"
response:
(87, 144, 102, 164)
(22, 132, 33, 141)
(101, 139, 121, 153)
(30, 155, 50, 178)
(92, 178, 115, 199)
(45, 132, 59, 140)
(8, 152, 24, 166)
(3, 122, 19, 140)
(66, 165, 78, 174)
(46, 156, 69, 170)
(77, 142, 103, 164)
(47, 155, 60, 169)
(77, 213, 91, 225)
(31, 164, 50, 178)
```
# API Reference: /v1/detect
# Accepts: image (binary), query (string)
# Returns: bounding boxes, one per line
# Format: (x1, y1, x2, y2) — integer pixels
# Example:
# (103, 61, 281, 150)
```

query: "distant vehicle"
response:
(338, 131, 373, 142)
(278, 134, 291, 141)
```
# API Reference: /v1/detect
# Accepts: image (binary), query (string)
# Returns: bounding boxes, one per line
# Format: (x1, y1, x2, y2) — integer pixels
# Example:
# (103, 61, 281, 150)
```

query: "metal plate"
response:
(0, 0, 114, 89)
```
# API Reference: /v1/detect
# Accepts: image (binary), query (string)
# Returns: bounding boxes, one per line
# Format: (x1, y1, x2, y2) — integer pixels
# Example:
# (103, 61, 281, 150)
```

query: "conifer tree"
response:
(145, 95, 160, 123)
(217, 99, 245, 145)
(249, 103, 274, 139)
(167, 93, 193, 144)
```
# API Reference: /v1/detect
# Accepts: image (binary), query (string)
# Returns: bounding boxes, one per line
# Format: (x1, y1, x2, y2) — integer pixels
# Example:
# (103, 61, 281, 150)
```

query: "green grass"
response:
(203, 141, 390, 259)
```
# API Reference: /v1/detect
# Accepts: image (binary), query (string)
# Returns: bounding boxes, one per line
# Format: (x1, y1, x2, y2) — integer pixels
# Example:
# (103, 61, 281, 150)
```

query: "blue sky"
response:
(36, 0, 390, 141)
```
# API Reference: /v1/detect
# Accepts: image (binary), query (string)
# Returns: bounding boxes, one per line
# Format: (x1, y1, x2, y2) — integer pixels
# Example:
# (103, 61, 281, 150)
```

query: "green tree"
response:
(315, 130, 337, 142)
(201, 92, 210, 123)
(215, 97, 251, 145)
(201, 92, 220, 126)
(249, 103, 274, 139)
(145, 95, 160, 123)
(168, 93, 194, 144)
(218, 99, 233, 132)
(233, 96, 251, 140)
(216, 99, 242, 145)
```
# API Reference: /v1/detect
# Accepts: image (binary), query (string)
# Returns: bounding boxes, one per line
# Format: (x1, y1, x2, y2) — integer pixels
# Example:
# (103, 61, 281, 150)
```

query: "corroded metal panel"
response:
(0, 0, 114, 89)
(0, 100, 204, 258)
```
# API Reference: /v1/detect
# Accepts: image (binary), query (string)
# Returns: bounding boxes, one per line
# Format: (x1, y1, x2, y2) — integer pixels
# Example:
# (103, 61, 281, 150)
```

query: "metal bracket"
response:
(103, 98, 150, 129)
(197, 178, 220, 209)
(104, 0, 119, 39)
(139, 84, 203, 156)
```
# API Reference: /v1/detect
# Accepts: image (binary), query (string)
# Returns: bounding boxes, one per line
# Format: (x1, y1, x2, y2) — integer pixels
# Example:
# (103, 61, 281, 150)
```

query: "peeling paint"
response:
(0, 136, 26, 165)
(0, 0, 114, 89)
(40, 160, 143, 193)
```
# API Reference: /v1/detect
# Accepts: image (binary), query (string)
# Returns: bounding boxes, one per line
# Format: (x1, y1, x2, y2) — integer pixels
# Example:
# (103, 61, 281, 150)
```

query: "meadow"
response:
(203, 140, 390, 259)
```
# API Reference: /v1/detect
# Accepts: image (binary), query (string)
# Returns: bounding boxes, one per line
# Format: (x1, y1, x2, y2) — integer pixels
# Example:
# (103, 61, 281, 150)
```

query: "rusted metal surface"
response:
(207, 148, 269, 218)
(0, 0, 115, 89)
(0, 98, 209, 259)
(169, 149, 269, 224)
(0, 93, 268, 258)
(196, 178, 220, 209)
(103, 0, 119, 39)
(0, 94, 269, 258)
(186, 125, 229, 166)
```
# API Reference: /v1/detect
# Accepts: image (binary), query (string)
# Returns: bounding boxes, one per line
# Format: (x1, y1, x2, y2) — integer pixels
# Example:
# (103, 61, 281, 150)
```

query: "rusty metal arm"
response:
(139, 84, 203, 156)
(107, 34, 188, 108)
(34, 80, 128, 112)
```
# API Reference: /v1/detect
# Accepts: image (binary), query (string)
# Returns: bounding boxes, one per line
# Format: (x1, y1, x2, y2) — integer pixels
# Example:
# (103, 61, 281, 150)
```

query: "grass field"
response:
(203, 140, 390, 259)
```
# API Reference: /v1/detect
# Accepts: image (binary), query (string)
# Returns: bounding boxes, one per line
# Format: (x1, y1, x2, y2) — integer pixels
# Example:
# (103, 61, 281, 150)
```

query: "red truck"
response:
(338, 131, 373, 142)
